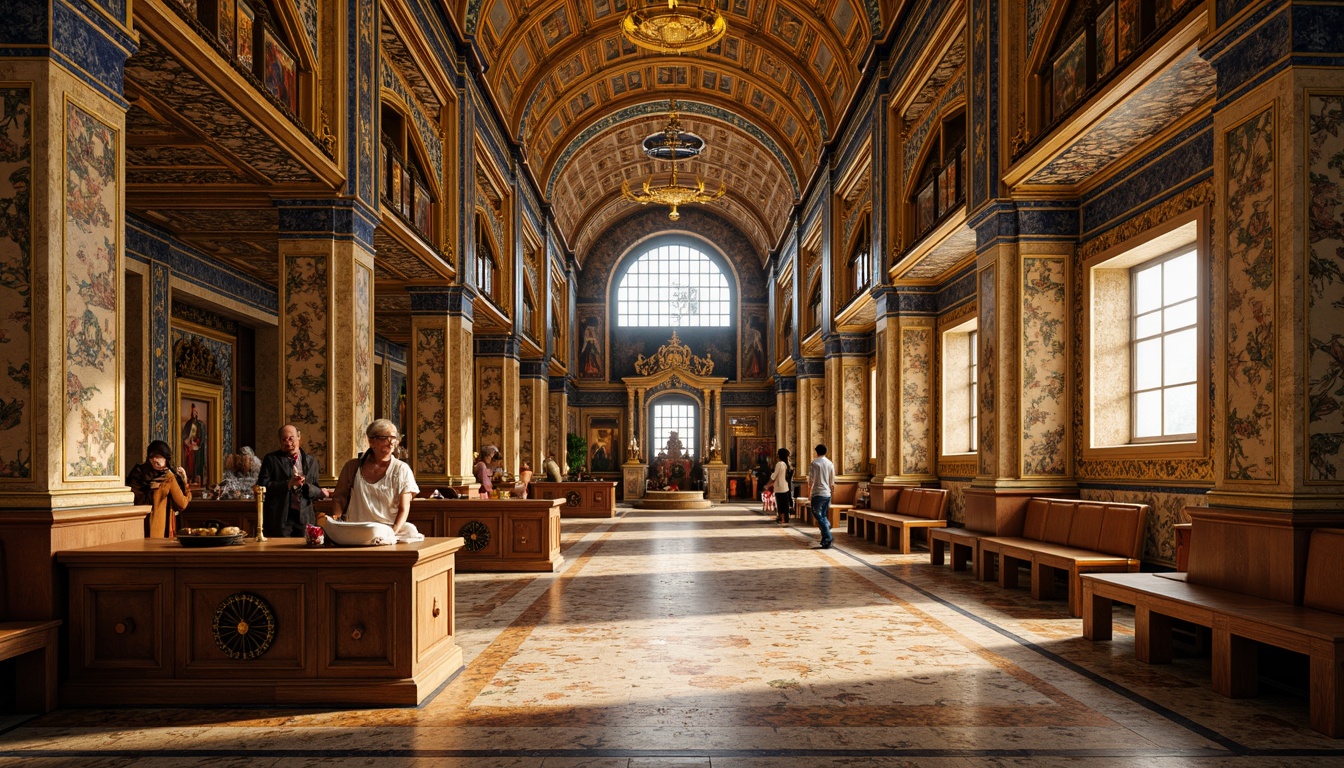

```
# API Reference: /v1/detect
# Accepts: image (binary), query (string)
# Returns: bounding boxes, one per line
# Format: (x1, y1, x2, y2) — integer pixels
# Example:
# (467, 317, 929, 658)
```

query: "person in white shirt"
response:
(766, 447, 794, 524)
(808, 444, 836, 548)
(331, 419, 421, 541)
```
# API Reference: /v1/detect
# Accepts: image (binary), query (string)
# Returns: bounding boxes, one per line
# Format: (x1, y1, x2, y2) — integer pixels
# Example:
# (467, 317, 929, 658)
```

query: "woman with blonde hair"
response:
(331, 419, 421, 540)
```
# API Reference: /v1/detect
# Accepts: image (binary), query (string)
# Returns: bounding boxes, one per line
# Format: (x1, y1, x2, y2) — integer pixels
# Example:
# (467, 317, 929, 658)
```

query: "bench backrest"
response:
(1303, 528, 1344, 615)
(890, 487, 949, 519)
(1021, 497, 1147, 559)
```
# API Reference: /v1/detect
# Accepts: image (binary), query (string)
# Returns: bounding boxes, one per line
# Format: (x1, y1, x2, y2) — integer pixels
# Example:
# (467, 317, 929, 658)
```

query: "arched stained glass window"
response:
(617, 243, 731, 327)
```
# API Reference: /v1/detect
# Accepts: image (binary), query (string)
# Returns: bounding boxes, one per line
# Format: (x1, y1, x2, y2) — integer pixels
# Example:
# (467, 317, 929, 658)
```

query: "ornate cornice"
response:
(634, 332, 715, 376)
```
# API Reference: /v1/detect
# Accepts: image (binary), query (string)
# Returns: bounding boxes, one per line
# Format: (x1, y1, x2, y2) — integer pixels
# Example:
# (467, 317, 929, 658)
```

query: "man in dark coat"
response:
(256, 424, 324, 536)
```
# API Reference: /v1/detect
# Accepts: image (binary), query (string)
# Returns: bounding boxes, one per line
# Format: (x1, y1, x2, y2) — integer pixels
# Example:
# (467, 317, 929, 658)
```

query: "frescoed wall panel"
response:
(900, 327, 931, 476)
(977, 266, 996, 476)
(1223, 108, 1276, 482)
(519, 384, 533, 465)
(1021, 257, 1067, 477)
(1307, 93, 1344, 483)
(354, 263, 374, 441)
(477, 363, 503, 448)
(842, 365, 866, 474)
(413, 326, 446, 474)
(0, 87, 31, 479)
(63, 102, 120, 479)
(283, 254, 329, 467)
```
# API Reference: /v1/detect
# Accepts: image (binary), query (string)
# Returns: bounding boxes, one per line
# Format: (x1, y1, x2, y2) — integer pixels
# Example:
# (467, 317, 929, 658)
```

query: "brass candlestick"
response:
(253, 485, 267, 542)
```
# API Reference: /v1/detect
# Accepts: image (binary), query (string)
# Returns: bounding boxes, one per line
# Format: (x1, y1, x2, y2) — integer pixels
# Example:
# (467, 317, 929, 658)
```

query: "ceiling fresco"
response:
(467, 0, 887, 257)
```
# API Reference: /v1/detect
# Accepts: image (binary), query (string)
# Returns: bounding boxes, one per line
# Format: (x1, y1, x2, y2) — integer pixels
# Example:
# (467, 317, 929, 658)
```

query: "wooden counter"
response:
(179, 500, 261, 535)
(530, 481, 618, 518)
(57, 537, 464, 707)
(313, 497, 564, 572)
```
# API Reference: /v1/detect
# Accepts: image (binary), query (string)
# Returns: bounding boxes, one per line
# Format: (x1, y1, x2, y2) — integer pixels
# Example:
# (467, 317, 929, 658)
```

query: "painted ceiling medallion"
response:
(621, 0, 727, 54)
(622, 99, 725, 220)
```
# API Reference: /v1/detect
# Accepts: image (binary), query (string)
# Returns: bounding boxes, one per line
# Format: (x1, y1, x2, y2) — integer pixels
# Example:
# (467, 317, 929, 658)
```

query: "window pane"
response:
(1134, 264, 1162, 313)
(1135, 338, 1162, 390)
(1164, 298, 1197, 332)
(1164, 328, 1197, 385)
(1134, 390, 1162, 437)
(1164, 251, 1197, 304)
(1134, 310, 1161, 340)
(1164, 383, 1197, 435)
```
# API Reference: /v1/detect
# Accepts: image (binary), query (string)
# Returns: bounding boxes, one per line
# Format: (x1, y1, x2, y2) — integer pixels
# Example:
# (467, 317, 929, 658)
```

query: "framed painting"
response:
(916, 181, 936, 234)
(938, 159, 958, 215)
(389, 156, 402, 210)
(263, 30, 298, 113)
(587, 415, 620, 473)
(576, 307, 605, 380)
(736, 437, 774, 474)
(237, 0, 255, 70)
(414, 180, 432, 234)
(740, 305, 769, 380)
(1096, 2, 1117, 78)
(1052, 31, 1087, 116)
(175, 380, 224, 490)
(1117, 0, 1140, 65)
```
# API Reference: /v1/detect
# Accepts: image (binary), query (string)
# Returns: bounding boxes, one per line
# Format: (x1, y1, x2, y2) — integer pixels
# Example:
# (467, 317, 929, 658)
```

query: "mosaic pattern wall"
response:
(900, 327, 931, 475)
(64, 103, 119, 479)
(977, 266, 996, 476)
(1223, 108, 1276, 482)
(1021, 257, 1067, 476)
(1081, 487, 1207, 568)
(354, 263, 373, 445)
(842, 364, 865, 474)
(1307, 93, 1344, 483)
(414, 326, 446, 474)
(0, 88, 31, 479)
(477, 363, 503, 450)
(283, 255, 329, 467)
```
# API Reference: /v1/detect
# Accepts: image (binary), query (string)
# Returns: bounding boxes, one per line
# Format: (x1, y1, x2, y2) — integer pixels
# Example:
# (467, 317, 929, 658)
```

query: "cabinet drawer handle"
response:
(351, 624, 364, 641)
(432, 598, 440, 619)
(114, 618, 135, 635)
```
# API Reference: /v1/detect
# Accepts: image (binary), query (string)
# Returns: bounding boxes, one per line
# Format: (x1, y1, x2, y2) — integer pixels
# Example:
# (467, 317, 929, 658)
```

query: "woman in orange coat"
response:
(127, 440, 191, 537)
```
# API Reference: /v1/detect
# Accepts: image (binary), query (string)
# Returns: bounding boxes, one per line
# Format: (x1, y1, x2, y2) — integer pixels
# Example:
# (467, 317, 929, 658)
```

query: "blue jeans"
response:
(812, 495, 832, 546)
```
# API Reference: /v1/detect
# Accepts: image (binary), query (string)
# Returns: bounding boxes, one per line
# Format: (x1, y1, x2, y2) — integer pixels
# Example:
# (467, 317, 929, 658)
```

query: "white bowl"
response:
(321, 518, 396, 546)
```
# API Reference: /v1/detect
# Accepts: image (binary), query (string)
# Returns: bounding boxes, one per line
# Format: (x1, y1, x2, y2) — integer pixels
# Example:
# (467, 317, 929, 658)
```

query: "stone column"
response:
(519, 361, 548, 473)
(1190, 15, 1344, 601)
(275, 202, 377, 482)
(0, 0, 146, 619)
(475, 335, 520, 469)
(796, 359, 826, 481)
(871, 288, 939, 511)
(409, 287, 475, 485)
(825, 333, 875, 479)
(548, 380, 567, 470)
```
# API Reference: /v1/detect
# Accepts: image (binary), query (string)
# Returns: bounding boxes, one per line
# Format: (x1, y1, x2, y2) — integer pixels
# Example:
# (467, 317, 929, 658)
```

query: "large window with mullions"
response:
(617, 242, 732, 327)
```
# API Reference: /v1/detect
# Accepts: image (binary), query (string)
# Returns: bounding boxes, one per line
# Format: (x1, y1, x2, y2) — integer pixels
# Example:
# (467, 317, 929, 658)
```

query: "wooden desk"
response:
(530, 481, 618, 518)
(58, 537, 464, 707)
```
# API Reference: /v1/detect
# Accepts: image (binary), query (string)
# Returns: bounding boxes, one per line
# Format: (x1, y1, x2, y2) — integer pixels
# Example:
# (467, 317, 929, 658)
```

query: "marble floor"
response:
(1, 503, 1340, 767)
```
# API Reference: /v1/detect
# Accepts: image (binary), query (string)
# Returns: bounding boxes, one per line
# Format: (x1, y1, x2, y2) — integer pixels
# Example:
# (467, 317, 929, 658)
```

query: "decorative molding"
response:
(634, 332, 715, 376)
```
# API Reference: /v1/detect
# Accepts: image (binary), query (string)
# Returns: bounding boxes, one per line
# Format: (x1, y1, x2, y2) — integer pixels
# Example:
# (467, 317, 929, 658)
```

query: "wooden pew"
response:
(929, 527, 982, 577)
(846, 487, 949, 554)
(979, 498, 1148, 616)
(1082, 528, 1344, 738)
(0, 620, 60, 713)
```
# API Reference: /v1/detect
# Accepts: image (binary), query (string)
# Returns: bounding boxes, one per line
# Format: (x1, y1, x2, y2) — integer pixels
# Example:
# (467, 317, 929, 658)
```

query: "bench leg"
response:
(1067, 571, 1084, 617)
(1032, 562, 1055, 601)
(1310, 653, 1344, 738)
(1211, 629, 1257, 698)
(931, 537, 946, 566)
(897, 525, 912, 555)
(1082, 586, 1113, 641)
(979, 549, 997, 582)
(955, 543, 974, 576)
(1134, 607, 1174, 664)
(1000, 555, 1021, 589)
(847, 516, 856, 536)
(13, 627, 58, 714)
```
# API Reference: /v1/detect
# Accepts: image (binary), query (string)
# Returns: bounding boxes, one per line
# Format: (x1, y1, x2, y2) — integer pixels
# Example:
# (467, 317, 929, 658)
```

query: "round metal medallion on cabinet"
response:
(459, 520, 490, 551)
(566, 491, 582, 507)
(211, 592, 276, 660)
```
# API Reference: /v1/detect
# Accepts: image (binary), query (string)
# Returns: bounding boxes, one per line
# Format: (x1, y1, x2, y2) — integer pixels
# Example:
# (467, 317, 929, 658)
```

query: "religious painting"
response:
(1052, 31, 1087, 116)
(736, 437, 774, 474)
(540, 6, 571, 48)
(218, 0, 236, 54)
(263, 30, 298, 113)
(939, 158, 959, 214)
(916, 180, 936, 234)
(813, 41, 833, 77)
(556, 54, 585, 86)
(576, 307, 605, 380)
(237, 0, 255, 70)
(414, 179, 432, 234)
(770, 6, 802, 47)
(486, 0, 511, 37)
(587, 416, 620, 473)
(1117, 0, 1140, 63)
(400, 163, 412, 218)
(510, 43, 532, 80)
(175, 380, 223, 489)
(1096, 2, 1117, 78)
(389, 155, 402, 207)
(740, 305, 769, 380)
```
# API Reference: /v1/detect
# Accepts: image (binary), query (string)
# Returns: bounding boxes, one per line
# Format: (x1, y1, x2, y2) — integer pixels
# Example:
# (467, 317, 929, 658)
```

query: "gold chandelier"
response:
(621, 100, 726, 220)
(621, 0, 727, 54)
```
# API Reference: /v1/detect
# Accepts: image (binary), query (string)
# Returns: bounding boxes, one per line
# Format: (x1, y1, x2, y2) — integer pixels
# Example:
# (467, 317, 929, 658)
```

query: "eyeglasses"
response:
(370, 434, 400, 443)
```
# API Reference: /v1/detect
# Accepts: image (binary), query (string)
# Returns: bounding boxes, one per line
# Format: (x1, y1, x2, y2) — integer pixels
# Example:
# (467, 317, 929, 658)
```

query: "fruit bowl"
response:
(177, 532, 246, 547)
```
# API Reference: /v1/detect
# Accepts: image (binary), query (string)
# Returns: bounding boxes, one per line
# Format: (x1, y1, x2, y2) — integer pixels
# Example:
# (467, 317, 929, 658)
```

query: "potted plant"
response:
(566, 433, 587, 480)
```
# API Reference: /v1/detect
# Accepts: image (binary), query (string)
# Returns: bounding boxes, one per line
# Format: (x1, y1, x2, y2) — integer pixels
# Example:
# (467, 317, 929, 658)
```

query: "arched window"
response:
(909, 112, 965, 243)
(616, 242, 731, 327)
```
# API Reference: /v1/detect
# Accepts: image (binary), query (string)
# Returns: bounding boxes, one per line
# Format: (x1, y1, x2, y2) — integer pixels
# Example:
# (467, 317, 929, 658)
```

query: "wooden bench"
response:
(979, 498, 1148, 616)
(929, 526, 982, 577)
(0, 620, 60, 713)
(846, 487, 949, 553)
(1082, 528, 1344, 738)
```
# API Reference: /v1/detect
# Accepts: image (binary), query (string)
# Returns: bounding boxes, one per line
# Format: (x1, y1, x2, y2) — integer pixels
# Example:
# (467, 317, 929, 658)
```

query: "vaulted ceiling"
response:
(456, 0, 887, 260)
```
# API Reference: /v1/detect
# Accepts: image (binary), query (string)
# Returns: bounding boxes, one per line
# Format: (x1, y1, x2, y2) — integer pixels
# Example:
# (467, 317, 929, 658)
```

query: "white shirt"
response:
(769, 460, 791, 495)
(347, 457, 420, 528)
(808, 455, 835, 498)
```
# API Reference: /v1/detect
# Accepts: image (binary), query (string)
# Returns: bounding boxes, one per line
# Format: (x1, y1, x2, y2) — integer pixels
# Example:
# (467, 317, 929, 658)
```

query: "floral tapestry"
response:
(478, 364, 502, 448)
(842, 365, 866, 474)
(1021, 257, 1067, 476)
(354, 263, 373, 449)
(978, 266, 996, 476)
(900, 327, 931, 475)
(64, 103, 119, 478)
(284, 255, 328, 468)
(1223, 108, 1276, 482)
(0, 88, 31, 479)
(1308, 94, 1344, 483)
(413, 326, 446, 474)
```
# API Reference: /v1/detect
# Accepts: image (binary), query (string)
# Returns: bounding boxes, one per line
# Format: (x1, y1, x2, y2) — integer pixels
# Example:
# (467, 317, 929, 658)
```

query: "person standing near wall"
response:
(808, 444, 835, 549)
